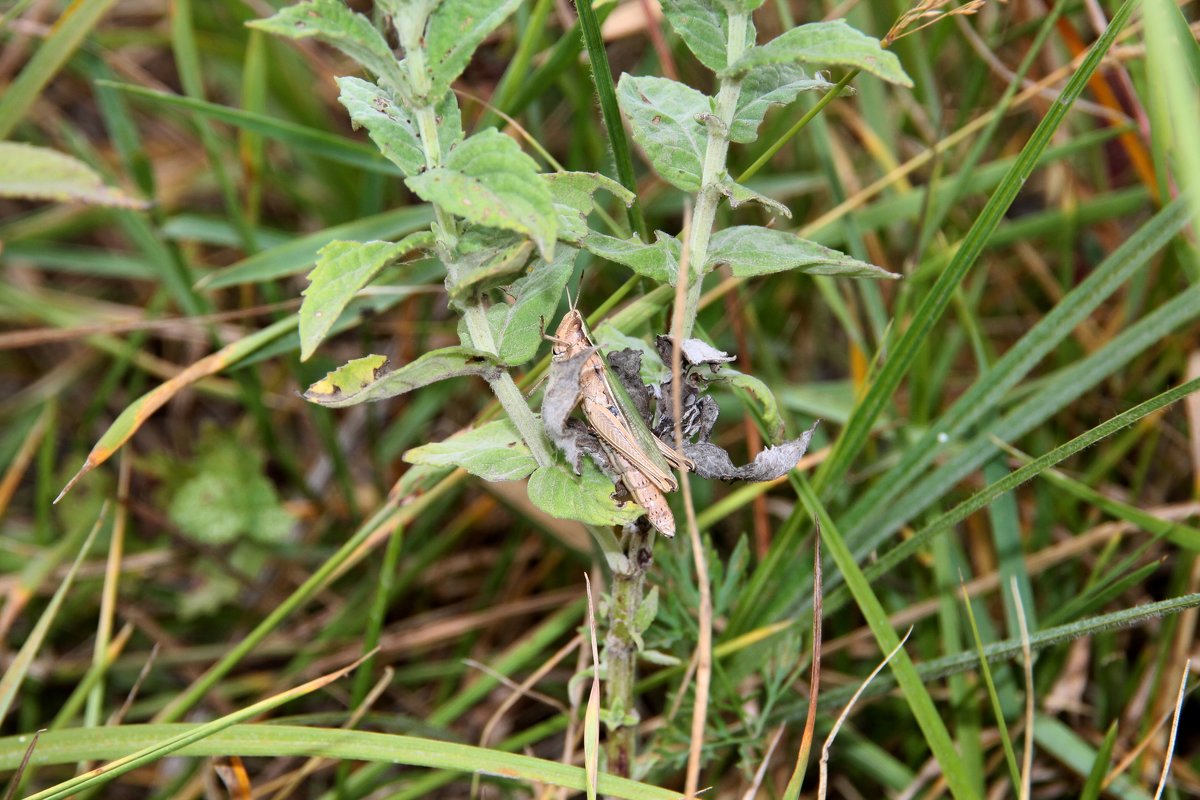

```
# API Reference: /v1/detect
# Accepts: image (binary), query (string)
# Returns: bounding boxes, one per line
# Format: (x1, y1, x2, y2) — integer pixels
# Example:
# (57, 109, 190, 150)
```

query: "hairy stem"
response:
(411, 88, 553, 467)
(602, 11, 753, 778)
(679, 11, 750, 339)
(464, 305, 555, 466)
(603, 523, 653, 777)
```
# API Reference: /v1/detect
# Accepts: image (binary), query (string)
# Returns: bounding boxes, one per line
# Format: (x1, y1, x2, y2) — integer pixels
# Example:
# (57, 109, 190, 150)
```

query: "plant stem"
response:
(679, 11, 751, 339)
(604, 523, 654, 777)
(405, 46, 555, 468)
(600, 12, 753, 777)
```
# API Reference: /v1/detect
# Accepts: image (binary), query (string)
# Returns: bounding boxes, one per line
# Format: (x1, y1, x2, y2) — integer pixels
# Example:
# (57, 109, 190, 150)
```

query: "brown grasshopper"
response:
(547, 308, 691, 537)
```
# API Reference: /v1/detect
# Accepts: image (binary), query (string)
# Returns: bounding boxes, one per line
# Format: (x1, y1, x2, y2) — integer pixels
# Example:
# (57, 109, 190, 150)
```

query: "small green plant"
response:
(257, 0, 903, 527)
(244, 0, 908, 776)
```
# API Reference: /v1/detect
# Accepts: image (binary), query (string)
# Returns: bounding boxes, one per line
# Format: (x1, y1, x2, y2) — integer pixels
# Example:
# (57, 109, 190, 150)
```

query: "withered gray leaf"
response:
(541, 348, 616, 475)
(654, 376, 719, 443)
(684, 422, 818, 481)
(655, 335, 736, 369)
(541, 347, 591, 438)
(563, 419, 613, 476)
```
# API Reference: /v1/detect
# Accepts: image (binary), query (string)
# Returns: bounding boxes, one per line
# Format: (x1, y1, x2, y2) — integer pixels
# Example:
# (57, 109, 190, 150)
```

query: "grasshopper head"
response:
(550, 309, 589, 359)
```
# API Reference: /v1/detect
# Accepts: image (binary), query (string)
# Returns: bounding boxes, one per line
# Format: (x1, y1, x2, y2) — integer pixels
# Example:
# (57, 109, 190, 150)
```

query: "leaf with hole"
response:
(336, 78, 461, 176)
(303, 348, 499, 408)
(406, 130, 557, 259)
(616, 75, 708, 192)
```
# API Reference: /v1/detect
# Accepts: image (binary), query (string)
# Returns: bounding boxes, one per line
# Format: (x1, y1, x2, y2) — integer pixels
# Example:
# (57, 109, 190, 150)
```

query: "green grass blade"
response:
(794, 477, 979, 800)
(1080, 722, 1120, 800)
(0, 724, 676, 800)
(852, 283, 1200, 557)
(574, 0, 649, 240)
(961, 585, 1021, 790)
(984, 457, 1036, 632)
(802, 594, 1200, 722)
(24, 658, 372, 800)
(1034, 715, 1151, 800)
(1144, 0, 1200, 243)
(997, 443, 1200, 551)
(827, 375, 1200, 613)
(200, 206, 434, 289)
(813, 0, 1136, 495)
(0, 0, 122, 140)
(94, 81, 400, 175)
(0, 505, 106, 725)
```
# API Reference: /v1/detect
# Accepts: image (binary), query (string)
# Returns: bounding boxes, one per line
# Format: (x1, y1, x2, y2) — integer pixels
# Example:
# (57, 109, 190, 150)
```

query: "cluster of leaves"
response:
(254, 0, 906, 531)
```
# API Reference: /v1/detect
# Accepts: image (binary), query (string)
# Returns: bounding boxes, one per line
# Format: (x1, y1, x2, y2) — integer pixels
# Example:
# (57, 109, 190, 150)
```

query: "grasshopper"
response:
(547, 308, 690, 537)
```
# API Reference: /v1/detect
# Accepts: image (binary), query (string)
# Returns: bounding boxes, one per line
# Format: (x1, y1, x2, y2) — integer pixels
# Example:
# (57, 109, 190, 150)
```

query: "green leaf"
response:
(203, 206, 434, 289)
(1080, 722, 1119, 800)
(707, 225, 898, 279)
(0, 0, 120, 140)
(633, 586, 659, 635)
(447, 229, 534, 303)
(708, 368, 786, 440)
(406, 130, 557, 259)
(658, 0, 755, 72)
(584, 230, 681, 285)
(726, 20, 912, 87)
(716, 178, 792, 218)
(425, 0, 522, 100)
(616, 75, 708, 192)
(168, 430, 294, 545)
(542, 172, 636, 243)
(300, 234, 435, 361)
(248, 0, 408, 95)
(527, 461, 645, 527)
(336, 78, 461, 176)
(795, 477, 978, 800)
(304, 348, 499, 408)
(730, 64, 838, 143)
(0, 143, 147, 209)
(404, 420, 537, 481)
(0, 724, 680, 800)
(489, 246, 577, 365)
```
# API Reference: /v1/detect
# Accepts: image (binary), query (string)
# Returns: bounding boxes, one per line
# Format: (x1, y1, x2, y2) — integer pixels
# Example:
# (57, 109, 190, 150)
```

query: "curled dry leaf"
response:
(685, 422, 818, 481)
(654, 336, 737, 369)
